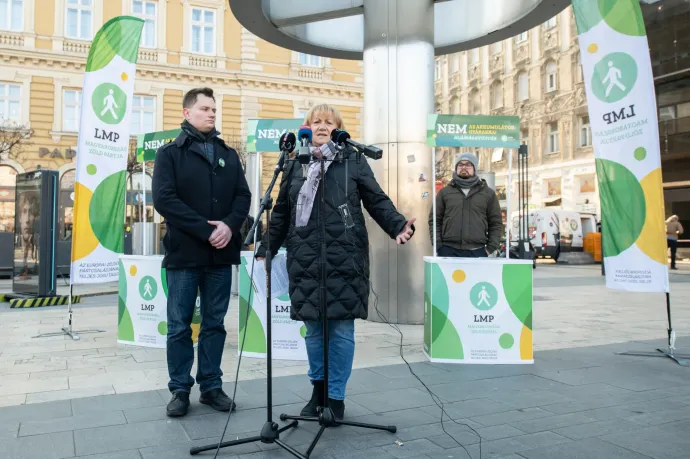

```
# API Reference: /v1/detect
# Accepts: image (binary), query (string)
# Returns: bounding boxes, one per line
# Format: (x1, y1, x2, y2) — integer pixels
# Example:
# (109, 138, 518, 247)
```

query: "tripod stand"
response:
(278, 150, 397, 458)
(190, 145, 303, 458)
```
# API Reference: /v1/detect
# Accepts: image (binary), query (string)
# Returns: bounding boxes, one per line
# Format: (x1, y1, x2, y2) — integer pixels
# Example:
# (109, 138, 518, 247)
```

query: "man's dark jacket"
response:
(429, 179, 503, 253)
(152, 129, 251, 268)
(256, 153, 408, 322)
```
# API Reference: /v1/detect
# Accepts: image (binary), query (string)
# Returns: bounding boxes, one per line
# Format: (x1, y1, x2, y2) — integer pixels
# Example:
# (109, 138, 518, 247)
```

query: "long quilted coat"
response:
(256, 153, 408, 321)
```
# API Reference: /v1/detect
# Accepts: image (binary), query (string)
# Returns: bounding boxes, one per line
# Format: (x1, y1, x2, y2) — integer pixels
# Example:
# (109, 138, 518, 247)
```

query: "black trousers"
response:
(668, 238, 678, 268)
(437, 245, 488, 258)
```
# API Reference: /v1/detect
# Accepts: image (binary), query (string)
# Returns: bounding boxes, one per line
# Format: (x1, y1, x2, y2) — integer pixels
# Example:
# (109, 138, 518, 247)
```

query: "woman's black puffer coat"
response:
(256, 151, 408, 321)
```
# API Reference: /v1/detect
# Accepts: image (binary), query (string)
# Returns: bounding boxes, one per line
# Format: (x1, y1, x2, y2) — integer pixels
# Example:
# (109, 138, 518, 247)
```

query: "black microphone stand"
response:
(190, 147, 305, 458)
(279, 147, 397, 458)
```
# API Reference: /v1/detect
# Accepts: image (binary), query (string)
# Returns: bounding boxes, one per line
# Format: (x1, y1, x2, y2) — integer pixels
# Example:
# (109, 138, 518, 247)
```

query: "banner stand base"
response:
(617, 349, 689, 367)
(32, 284, 105, 341)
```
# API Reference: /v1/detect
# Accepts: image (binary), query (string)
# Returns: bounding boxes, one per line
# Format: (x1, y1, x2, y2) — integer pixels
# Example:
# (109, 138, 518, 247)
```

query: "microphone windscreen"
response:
(279, 132, 297, 152)
(331, 129, 350, 145)
(297, 125, 312, 142)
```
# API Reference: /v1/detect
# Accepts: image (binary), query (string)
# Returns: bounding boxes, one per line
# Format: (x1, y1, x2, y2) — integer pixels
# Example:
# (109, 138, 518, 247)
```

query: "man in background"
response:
(153, 87, 251, 417)
(429, 152, 503, 257)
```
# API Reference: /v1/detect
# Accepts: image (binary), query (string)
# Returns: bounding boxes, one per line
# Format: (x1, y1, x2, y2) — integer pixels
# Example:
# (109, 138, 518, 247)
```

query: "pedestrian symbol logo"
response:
(470, 282, 498, 311)
(92, 83, 127, 125)
(592, 52, 637, 103)
(139, 276, 158, 300)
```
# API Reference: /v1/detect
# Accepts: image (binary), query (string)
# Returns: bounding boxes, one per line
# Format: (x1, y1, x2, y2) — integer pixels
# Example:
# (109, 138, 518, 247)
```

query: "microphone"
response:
(297, 125, 312, 175)
(330, 129, 383, 160)
(277, 132, 296, 170)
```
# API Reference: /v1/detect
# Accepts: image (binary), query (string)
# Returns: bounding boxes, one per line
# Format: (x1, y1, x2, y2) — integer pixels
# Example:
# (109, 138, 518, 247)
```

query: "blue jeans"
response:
(166, 266, 233, 394)
(304, 319, 355, 400)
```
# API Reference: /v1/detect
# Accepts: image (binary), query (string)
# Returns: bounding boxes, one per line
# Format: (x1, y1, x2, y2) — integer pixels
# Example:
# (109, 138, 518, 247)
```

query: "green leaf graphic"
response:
(86, 16, 144, 72)
(90, 171, 126, 253)
(502, 264, 532, 330)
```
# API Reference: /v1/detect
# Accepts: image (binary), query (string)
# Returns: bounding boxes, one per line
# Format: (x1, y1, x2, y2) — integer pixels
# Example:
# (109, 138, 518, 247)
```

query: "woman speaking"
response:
(256, 104, 415, 420)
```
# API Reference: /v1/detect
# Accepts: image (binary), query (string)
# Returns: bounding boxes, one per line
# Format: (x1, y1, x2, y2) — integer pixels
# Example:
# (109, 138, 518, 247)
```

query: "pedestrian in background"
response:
(666, 215, 684, 270)
(429, 152, 503, 257)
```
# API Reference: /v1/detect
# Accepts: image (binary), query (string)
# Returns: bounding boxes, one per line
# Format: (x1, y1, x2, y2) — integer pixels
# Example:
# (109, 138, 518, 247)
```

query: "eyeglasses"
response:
(457, 163, 474, 169)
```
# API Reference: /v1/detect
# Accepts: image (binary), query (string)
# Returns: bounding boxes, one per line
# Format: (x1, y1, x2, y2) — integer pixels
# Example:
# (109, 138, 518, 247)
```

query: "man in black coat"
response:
(152, 87, 251, 417)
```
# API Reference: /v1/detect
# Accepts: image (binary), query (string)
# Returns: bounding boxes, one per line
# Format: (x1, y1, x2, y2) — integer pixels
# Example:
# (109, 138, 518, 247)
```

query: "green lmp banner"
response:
(246, 118, 302, 152)
(136, 129, 181, 161)
(71, 16, 144, 284)
(571, 0, 668, 293)
(427, 114, 520, 148)
(424, 258, 533, 364)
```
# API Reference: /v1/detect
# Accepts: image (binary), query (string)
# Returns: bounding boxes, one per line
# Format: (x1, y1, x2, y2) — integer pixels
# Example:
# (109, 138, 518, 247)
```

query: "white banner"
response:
(71, 17, 144, 283)
(572, 0, 668, 293)
(238, 252, 307, 361)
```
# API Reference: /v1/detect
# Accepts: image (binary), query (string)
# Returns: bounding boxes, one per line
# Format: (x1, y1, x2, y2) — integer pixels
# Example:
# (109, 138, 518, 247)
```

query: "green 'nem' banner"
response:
(247, 118, 302, 152)
(427, 114, 520, 148)
(136, 128, 182, 161)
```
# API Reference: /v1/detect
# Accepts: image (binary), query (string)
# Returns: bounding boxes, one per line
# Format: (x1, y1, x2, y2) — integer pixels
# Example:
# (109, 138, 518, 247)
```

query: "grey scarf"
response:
(295, 142, 337, 227)
(453, 172, 480, 189)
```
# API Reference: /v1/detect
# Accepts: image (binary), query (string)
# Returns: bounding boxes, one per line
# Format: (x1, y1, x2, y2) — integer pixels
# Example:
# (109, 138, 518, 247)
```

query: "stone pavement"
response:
(0, 264, 689, 458)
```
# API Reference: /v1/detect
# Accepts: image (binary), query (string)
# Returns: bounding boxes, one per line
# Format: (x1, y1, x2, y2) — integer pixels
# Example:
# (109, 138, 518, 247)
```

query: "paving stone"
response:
(139, 435, 260, 458)
(518, 437, 658, 459)
(20, 410, 126, 436)
(179, 408, 269, 440)
(347, 407, 440, 432)
(479, 431, 572, 457)
(470, 407, 555, 427)
(552, 418, 644, 440)
(349, 387, 434, 413)
(381, 438, 445, 458)
(0, 420, 19, 441)
(71, 391, 165, 415)
(73, 420, 190, 456)
(0, 431, 75, 459)
(74, 451, 142, 459)
(418, 397, 514, 419)
(602, 420, 690, 459)
(0, 400, 72, 423)
(510, 412, 600, 434)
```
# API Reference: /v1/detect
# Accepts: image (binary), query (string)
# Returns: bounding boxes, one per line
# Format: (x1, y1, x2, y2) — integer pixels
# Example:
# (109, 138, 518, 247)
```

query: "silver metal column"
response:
(363, 0, 434, 324)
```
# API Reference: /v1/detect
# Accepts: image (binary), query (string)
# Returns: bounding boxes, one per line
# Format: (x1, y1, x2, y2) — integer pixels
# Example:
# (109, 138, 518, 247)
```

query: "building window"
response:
(0, 83, 21, 124)
(515, 31, 528, 43)
(517, 71, 529, 102)
(491, 83, 503, 109)
(59, 169, 75, 240)
(65, 0, 93, 40)
(130, 96, 155, 135)
(133, 0, 157, 48)
(0, 0, 23, 31)
(576, 53, 584, 83)
(547, 123, 559, 154)
(191, 7, 215, 54)
(434, 59, 441, 81)
(451, 54, 459, 73)
(580, 116, 591, 147)
(63, 89, 81, 132)
(521, 129, 529, 149)
(299, 53, 323, 67)
(659, 106, 676, 121)
(470, 48, 479, 66)
(545, 61, 558, 92)
(544, 17, 557, 29)
(471, 91, 481, 114)
(491, 41, 502, 56)
(0, 165, 17, 233)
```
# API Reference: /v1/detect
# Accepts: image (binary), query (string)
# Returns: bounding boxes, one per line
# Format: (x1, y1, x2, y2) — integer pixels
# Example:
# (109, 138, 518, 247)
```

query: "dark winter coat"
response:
(256, 151, 409, 321)
(429, 179, 503, 253)
(152, 129, 251, 268)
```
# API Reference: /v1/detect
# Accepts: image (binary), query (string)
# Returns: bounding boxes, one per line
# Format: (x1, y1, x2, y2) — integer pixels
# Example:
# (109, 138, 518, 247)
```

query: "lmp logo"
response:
(591, 52, 638, 104)
(92, 83, 127, 125)
(139, 276, 158, 300)
(470, 282, 498, 311)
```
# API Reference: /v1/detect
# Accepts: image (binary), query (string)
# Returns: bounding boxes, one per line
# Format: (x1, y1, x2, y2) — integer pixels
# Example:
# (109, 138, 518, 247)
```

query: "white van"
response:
(511, 209, 598, 261)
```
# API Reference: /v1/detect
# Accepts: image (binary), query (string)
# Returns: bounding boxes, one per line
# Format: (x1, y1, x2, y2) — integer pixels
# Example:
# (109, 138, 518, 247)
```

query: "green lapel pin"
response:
(219, 158, 225, 168)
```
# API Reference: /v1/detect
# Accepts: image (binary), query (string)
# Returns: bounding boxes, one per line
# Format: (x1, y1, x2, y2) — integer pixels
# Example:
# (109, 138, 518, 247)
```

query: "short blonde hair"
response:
(303, 104, 345, 130)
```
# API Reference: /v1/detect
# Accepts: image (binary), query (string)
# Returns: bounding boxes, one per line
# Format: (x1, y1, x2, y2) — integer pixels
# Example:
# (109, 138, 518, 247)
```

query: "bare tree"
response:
(435, 148, 454, 186)
(0, 120, 33, 160)
(223, 132, 247, 171)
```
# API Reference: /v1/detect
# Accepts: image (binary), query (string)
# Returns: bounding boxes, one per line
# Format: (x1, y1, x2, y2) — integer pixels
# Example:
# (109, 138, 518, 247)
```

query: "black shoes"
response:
(328, 398, 345, 420)
(299, 381, 346, 421)
(300, 380, 325, 416)
(200, 388, 237, 412)
(166, 392, 190, 417)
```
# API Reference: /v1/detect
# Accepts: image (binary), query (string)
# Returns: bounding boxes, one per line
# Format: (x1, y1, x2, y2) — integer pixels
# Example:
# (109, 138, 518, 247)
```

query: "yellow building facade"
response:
(0, 0, 363, 236)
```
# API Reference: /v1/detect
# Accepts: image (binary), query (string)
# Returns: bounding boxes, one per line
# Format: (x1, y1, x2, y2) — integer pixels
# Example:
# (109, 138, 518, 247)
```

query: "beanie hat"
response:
(455, 152, 478, 172)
